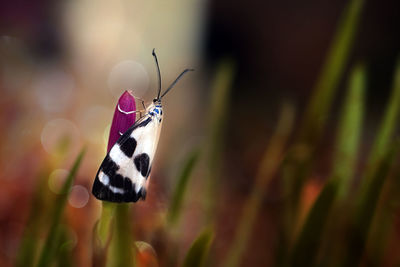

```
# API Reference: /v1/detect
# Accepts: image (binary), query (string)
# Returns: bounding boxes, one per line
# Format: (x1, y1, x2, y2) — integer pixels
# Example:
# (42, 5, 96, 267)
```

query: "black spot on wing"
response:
(124, 178, 133, 192)
(92, 153, 144, 203)
(92, 171, 112, 202)
(92, 154, 119, 200)
(110, 174, 124, 188)
(112, 116, 152, 149)
(118, 137, 137, 158)
(92, 171, 144, 202)
(101, 155, 119, 177)
(112, 190, 123, 202)
(123, 178, 133, 202)
(92, 180, 142, 203)
(123, 183, 141, 202)
(92, 173, 105, 198)
(134, 153, 150, 177)
(92, 168, 111, 201)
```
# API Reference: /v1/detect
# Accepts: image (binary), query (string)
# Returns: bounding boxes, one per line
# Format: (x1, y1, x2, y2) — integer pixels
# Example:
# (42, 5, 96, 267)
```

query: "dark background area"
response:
(204, 0, 400, 186)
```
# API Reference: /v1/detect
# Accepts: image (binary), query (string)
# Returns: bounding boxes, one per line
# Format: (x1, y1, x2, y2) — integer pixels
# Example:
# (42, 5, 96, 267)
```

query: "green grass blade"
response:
(368, 179, 399, 266)
(167, 148, 201, 226)
(16, 138, 72, 267)
(182, 228, 214, 267)
(355, 58, 400, 266)
(332, 64, 365, 198)
(205, 59, 235, 221)
(222, 104, 294, 267)
(364, 57, 400, 180)
(282, 0, 366, 243)
(164, 148, 201, 267)
(56, 227, 74, 267)
(15, 170, 49, 267)
(300, 0, 365, 142)
(289, 179, 338, 267)
(289, 64, 365, 266)
(36, 148, 86, 267)
(341, 142, 400, 266)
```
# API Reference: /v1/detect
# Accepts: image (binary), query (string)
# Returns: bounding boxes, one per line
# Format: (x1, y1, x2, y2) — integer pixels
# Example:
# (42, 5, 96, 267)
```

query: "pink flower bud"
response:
(107, 90, 137, 153)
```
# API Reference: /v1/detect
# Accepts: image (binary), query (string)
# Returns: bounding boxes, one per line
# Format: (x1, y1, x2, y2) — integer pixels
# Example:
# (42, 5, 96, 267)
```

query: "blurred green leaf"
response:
(290, 179, 338, 267)
(205, 59, 235, 221)
(367, 172, 400, 266)
(36, 148, 85, 267)
(289, 64, 365, 266)
(56, 226, 74, 267)
(281, 0, 365, 250)
(222, 104, 294, 267)
(15, 170, 49, 267)
(354, 57, 400, 266)
(167, 148, 200, 226)
(182, 228, 214, 267)
(341, 141, 399, 266)
(333, 64, 365, 198)
(362, 57, 400, 189)
(300, 0, 365, 143)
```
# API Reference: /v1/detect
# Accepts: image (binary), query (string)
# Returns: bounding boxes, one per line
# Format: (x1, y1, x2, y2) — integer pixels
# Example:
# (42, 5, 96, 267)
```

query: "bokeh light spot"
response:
(68, 185, 89, 208)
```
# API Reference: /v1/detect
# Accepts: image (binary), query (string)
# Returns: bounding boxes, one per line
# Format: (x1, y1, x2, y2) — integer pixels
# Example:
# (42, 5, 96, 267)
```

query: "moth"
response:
(92, 49, 193, 202)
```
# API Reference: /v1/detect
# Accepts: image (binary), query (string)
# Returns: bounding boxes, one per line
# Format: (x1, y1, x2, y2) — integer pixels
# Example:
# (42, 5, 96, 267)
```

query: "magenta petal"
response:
(107, 90, 137, 152)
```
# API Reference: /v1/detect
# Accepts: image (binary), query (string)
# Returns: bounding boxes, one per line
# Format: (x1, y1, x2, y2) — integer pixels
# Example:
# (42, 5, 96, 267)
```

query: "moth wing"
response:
(92, 115, 162, 202)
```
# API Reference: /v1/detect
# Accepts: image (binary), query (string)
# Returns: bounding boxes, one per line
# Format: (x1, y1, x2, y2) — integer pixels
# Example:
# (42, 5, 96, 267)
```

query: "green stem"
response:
(97, 202, 116, 246)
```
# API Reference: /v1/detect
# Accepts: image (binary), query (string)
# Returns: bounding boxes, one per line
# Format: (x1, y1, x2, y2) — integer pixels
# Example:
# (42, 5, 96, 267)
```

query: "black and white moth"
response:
(92, 49, 193, 202)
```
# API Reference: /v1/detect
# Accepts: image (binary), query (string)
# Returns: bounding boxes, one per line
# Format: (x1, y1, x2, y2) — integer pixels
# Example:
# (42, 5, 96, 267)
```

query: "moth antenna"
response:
(152, 48, 162, 100)
(161, 68, 194, 99)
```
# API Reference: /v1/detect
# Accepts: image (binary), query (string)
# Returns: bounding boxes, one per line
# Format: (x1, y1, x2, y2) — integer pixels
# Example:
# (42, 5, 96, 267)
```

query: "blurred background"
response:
(1, 0, 400, 266)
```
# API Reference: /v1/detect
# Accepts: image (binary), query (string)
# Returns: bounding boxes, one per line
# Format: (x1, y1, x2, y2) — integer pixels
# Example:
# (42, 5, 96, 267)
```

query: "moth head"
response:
(153, 98, 161, 105)
(148, 102, 163, 122)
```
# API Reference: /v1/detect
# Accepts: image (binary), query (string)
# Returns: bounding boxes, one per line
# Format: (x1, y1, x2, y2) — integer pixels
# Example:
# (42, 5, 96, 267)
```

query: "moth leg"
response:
(135, 99, 146, 110)
(133, 98, 147, 119)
